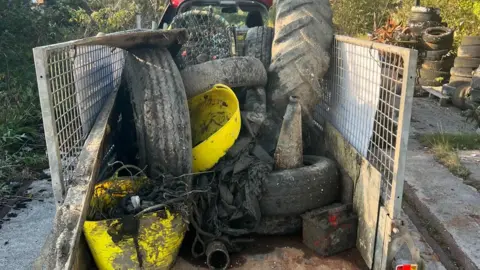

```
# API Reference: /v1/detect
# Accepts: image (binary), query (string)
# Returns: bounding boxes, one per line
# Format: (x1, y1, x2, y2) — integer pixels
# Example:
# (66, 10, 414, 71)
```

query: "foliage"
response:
(68, 0, 168, 36)
(420, 133, 480, 179)
(331, 0, 399, 36)
(0, 2, 74, 184)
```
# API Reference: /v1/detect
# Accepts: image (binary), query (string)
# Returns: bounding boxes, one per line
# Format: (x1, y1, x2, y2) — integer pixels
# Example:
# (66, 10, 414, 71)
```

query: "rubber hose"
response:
(206, 241, 230, 270)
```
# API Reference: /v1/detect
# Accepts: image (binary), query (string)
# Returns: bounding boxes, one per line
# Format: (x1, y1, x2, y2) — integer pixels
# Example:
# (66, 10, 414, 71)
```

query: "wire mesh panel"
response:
(170, 9, 235, 69)
(34, 42, 124, 203)
(317, 35, 416, 217)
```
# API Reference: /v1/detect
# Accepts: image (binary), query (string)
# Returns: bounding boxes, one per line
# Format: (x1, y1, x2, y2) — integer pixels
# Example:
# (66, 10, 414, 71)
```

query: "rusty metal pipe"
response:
(206, 241, 230, 270)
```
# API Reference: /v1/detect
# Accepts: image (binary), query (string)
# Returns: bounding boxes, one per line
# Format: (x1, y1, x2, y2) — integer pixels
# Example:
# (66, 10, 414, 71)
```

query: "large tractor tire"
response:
(268, 0, 334, 116)
(244, 26, 274, 69)
(124, 48, 192, 179)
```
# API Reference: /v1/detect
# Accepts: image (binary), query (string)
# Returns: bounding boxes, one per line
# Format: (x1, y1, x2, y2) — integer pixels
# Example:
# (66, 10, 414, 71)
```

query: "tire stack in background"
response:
(418, 26, 454, 87)
(450, 36, 480, 84)
(407, 6, 443, 37)
(409, 6, 455, 90)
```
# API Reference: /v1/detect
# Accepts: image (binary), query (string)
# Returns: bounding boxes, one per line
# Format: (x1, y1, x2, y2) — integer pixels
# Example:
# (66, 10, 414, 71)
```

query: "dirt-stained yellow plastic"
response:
(84, 174, 187, 270)
(189, 84, 241, 172)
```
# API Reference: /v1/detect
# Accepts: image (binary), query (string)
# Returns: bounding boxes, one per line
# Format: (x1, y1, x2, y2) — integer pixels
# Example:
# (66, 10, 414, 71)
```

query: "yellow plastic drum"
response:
(189, 84, 241, 172)
(84, 175, 187, 270)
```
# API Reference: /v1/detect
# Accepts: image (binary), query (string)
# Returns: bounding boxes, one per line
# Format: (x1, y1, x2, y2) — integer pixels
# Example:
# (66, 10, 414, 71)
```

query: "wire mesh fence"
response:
(34, 43, 124, 202)
(317, 36, 415, 215)
(170, 9, 235, 69)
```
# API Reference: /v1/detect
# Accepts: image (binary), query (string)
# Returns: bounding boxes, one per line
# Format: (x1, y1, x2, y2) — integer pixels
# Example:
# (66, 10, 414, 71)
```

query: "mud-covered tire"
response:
(259, 155, 339, 216)
(409, 12, 441, 23)
(180, 57, 267, 98)
(449, 76, 472, 83)
(421, 58, 453, 71)
(254, 215, 302, 235)
(450, 67, 474, 78)
(421, 27, 453, 50)
(268, 0, 334, 115)
(458, 45, 480, 58)
(244, 26, 274, 69)
(461, 36, 480, 46)
(452, 84, 472, 110)
(125, 48, 192, 178)
(453, 57, 480, 68)
(419, 68, 449, 81)
(418, 77, 443, 87)
(421, 49, 450, 61)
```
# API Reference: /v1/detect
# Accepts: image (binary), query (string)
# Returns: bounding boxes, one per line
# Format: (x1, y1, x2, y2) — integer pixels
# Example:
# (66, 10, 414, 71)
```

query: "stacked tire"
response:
(418, 26, 454, 87)
(407, 6, 443, 37)
(409, 7, 454, 91)
(450, 36, 480, 84)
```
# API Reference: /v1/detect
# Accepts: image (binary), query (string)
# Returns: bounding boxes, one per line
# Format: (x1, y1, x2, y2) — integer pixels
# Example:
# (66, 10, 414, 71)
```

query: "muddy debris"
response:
(6, 213, 17, 218)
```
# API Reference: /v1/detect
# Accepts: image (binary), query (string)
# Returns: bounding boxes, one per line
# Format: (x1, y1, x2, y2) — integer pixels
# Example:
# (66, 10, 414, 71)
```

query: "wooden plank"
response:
(354, 159, 382, 269)
(373, 206, 391, 269)
(73, 29, 188, 50)
(35, 89, 119, 270)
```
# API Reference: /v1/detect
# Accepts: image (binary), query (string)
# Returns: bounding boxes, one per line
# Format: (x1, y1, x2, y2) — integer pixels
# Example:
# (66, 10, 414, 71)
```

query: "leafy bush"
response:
(331, 0, 398, 36)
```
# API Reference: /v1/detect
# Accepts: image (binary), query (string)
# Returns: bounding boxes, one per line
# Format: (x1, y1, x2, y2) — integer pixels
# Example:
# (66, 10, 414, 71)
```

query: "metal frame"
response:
(320, 35, 416, 218)
(318, 35, 417, 269)
(33, 39, 125, 204)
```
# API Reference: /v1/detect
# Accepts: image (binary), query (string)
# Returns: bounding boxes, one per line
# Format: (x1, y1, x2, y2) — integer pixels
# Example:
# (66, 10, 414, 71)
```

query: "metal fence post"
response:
(389, 49, 418, 217)
(33, 47, 65, 205)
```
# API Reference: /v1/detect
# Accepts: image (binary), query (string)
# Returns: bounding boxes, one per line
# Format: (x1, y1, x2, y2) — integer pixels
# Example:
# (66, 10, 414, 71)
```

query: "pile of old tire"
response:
(450, 36, 480, 84)
(470, 66, 480, 104)
(407, 6, 443, 37)
(418, 26, 454, 87)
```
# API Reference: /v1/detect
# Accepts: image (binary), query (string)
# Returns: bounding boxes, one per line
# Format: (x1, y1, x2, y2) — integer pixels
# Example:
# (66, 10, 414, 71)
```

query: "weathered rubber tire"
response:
(419, 68, 449, 81)
(461, 36, 480, 46)
(411, 6, 441, 14)
(409, 11, 441, 22)
(458, 45, 480, 58)
(254, 215, 302, 235)
(421, 49, 450, 61)
(421, 58, 453, 72)
(125, 48, 192, 178)
(408, 20, 442, 34)
(418, 77, 443, 87)
(453, 57, 480, 68)
(259, 155, 339, 216)
(452, 84, 472, 110)
(449, 76, 472, 83)
(180, 57, 267, 98)
(244, 26, 274, 69)
(421, 27, 453, 50)
(450, 67, 474, 78)
(268, 0, 334, 115)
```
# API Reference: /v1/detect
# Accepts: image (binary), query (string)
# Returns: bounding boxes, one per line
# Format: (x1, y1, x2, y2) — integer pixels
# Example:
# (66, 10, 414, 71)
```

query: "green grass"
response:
(0, 82, 48, 189)
(419, 133, 480, 179)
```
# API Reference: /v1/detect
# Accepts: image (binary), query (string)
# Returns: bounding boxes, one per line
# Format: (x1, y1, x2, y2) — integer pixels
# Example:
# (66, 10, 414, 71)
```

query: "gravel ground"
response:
(0, 180, 55, 270)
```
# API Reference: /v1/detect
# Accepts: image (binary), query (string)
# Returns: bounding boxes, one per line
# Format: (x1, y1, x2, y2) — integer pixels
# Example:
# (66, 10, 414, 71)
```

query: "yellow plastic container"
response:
(189, 84, 241, 172)
(84, 167, 187, 270)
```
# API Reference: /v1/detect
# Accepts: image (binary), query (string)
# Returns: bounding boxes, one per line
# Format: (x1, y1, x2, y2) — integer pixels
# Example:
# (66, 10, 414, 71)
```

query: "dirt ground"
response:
(409, 98, 477, 136)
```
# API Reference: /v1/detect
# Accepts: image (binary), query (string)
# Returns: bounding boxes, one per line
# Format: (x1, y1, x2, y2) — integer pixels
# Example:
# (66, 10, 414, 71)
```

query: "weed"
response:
(419, 133, 480, 179)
